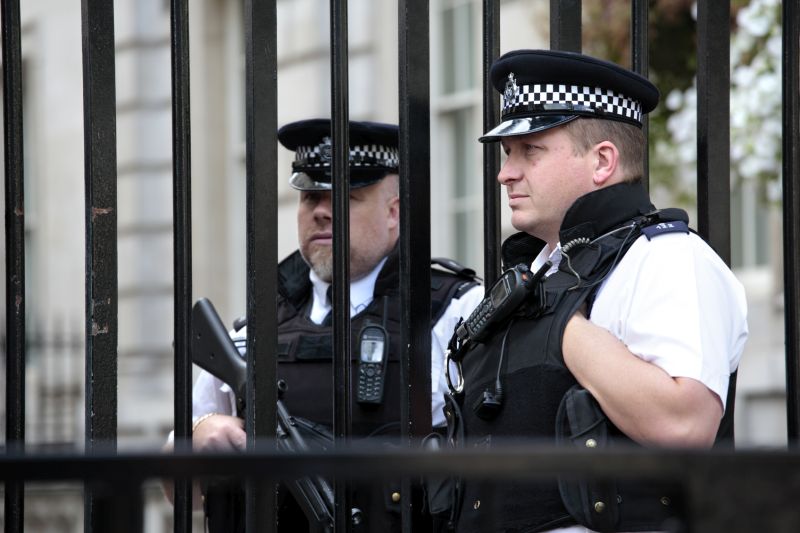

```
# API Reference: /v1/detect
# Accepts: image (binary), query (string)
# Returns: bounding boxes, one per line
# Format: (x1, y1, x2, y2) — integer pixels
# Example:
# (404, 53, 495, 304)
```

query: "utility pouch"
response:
(380, 442, 403, 516)
(422, 432, 457, 533)
(421, 393, 466, 533)
(555, 386, 684, 532)
(555, 385, 619, 532)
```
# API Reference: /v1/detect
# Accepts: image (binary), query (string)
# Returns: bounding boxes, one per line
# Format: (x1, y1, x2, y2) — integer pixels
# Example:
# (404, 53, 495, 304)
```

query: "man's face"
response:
(498, 127, 595, 247)
(297, 176, 400, 282)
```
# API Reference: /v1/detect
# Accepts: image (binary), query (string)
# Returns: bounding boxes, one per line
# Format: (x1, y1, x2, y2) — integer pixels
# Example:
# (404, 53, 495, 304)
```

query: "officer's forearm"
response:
(561, 313, 721, 448)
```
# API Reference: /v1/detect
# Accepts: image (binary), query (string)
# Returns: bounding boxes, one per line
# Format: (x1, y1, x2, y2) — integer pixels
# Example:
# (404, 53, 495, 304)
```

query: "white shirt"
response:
(307, 257, 387, 324)
(191, 258, 484, 428)
(532, 232, 748, 533)
(532, 231, 748, 411)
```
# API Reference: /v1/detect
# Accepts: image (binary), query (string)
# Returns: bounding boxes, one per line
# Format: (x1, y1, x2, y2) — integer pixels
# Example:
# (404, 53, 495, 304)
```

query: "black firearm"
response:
(191, 297, 360, 533)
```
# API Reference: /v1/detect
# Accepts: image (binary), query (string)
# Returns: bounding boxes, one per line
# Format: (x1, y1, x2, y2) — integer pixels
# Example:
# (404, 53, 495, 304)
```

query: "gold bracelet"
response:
(192, 412, 220, 433)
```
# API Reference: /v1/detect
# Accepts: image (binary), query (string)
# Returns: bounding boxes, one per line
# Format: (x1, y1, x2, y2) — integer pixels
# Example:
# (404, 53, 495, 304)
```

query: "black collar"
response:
(501, 181, 655, 267)
(559, 181, 655, 244)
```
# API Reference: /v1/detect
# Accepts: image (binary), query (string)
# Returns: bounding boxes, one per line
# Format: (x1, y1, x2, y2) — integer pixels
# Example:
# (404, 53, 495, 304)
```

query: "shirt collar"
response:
(531, 242, 562, 278)
(308, 256, 388, 323)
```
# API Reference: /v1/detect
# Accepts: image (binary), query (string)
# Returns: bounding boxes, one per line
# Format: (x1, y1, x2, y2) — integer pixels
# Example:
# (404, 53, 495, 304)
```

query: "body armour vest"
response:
(276, 246, 478, 437)
(452, 182, 690, 533)
(210, 248, 478, 533)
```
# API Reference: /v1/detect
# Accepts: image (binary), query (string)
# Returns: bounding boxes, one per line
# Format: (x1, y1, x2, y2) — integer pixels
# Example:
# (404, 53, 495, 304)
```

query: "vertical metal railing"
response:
(695, 0, 737, 443)
(631, 0, 649, 188)
(696, 0, 732, 264)
(169, 0, 193, 530)
(697, 0, 736, 450)
(330, 1, 354, 530)
(783, 0, 800, 445)
(81, 0, 120, 530)
(397, 2, 432, 440)
(2, 0, 25, 531)
(482, 0, 501, 284)
(550, 0, 581, 52)
(398, 0, 432, 530)
(243, 0, 279, 530)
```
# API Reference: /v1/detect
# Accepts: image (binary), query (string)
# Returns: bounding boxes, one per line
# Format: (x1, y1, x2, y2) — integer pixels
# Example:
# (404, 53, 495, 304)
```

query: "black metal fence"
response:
(2, 0, 799, 532)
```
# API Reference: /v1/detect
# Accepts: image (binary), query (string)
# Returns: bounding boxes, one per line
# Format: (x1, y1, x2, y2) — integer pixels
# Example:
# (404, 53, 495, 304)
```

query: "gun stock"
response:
(191, 298, 247, 414)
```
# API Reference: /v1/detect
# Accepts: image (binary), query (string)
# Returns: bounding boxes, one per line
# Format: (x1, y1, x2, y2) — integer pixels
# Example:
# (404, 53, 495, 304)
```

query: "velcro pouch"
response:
(555, 385, 620, 532)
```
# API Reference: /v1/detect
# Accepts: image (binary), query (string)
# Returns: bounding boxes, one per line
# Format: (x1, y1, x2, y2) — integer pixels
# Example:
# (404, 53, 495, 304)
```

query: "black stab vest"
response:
(453, 182, 688, 533)
(276, 247, 478, 436)
(205, 251, 478, 533)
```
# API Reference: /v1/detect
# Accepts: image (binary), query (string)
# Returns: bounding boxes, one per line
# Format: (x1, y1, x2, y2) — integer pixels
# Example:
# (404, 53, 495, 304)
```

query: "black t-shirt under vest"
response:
(453, 182, 687, 533)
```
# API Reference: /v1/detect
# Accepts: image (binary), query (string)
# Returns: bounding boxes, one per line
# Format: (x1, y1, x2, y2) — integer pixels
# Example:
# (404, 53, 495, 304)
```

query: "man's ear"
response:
(592, 141, 620, 186)
(387, 195, 400, 229)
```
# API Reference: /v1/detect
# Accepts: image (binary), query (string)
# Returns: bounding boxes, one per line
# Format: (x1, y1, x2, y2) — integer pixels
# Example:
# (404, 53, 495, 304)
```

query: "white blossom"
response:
(656, 0, 781, 198)
(665, 89, 684, 111)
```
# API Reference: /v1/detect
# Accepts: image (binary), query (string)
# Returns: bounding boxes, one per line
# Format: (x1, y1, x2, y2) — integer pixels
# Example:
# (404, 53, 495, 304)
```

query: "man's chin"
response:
(306, 250, 333, 282)
(510, 213, 534, 233)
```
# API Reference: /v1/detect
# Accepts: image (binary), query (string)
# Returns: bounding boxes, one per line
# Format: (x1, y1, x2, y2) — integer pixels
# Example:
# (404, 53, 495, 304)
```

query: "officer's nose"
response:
(313, 192, 334, 222)
(497, 156, 523, 186)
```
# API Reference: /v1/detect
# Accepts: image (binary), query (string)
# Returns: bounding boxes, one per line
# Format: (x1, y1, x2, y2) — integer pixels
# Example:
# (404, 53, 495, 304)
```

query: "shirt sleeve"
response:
(192, 369, 237, 419)
(591, 233, 748, 411)
(430, 284, 485, 426)
(165, 369, 237, 445)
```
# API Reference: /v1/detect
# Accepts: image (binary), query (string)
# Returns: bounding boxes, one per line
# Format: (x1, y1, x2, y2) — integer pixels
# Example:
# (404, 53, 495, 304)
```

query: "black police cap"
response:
(277, 118, 399, 191)
(480, 49, 660, 142)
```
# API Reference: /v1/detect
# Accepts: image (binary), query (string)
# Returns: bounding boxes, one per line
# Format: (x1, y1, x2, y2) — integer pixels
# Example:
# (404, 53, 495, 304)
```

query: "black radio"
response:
(456, 262, 550, 344)
(356, 323, 389, 405)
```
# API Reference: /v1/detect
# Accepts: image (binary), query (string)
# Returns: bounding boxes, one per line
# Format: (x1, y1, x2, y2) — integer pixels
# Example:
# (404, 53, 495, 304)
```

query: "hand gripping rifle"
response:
(191, 298, 360, 532)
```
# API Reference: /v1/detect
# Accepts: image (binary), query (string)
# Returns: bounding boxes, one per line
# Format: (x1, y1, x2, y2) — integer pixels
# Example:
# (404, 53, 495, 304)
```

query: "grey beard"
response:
(307, 248, 333, 282)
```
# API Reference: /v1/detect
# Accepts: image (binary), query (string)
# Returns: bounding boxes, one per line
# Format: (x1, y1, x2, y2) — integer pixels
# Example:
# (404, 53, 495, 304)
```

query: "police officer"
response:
(185, 119, 484, 531)
(444, 50, 748, 532)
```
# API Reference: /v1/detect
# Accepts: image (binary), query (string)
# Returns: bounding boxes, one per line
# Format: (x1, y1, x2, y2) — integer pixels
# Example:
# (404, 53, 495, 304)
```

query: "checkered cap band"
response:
(294, 141, 399, 170)
(502, 83, 643, 124)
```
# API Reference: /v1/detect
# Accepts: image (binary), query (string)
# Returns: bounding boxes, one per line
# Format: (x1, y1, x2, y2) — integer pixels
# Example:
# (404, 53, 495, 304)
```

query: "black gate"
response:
(2, 0, 800, 532)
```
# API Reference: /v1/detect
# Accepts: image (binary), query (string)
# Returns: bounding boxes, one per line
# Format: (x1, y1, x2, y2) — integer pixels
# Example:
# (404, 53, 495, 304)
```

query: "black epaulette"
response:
(431, 257, 480, 281)
(430, 257, 481, 325)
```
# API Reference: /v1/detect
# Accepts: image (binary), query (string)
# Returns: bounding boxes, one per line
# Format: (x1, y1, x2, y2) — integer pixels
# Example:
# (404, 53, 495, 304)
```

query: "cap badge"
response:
(320, 136, 333, 162)
(504, 73, 519, 104)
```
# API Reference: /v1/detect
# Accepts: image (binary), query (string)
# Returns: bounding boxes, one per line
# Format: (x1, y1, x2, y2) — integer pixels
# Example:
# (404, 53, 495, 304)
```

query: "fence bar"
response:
(1, 446, 799, 486)
(330, 0, 354, 529)
(244, 0, 279, 530)
(784, 0, 800, 444)
(630, 0, 649, 188)
(550, 0, 581, 52)
(398, 0, 432, 445)
(482, 0, 501, 283)
(399, 1, 432, 530)
(3, 447, 800, 532)
(330, 0, 352, 444)
(696, 0, 736, 444)
(81, 0, 119, 530)
(169, 0, 193, 530)
(695, 0, 731, 263)
(2, 0, 26, 530)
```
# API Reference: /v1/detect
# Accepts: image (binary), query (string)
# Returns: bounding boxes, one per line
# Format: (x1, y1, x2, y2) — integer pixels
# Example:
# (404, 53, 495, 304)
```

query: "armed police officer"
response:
(180, 119, 483, 531)
(443, 50, 748, 533)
